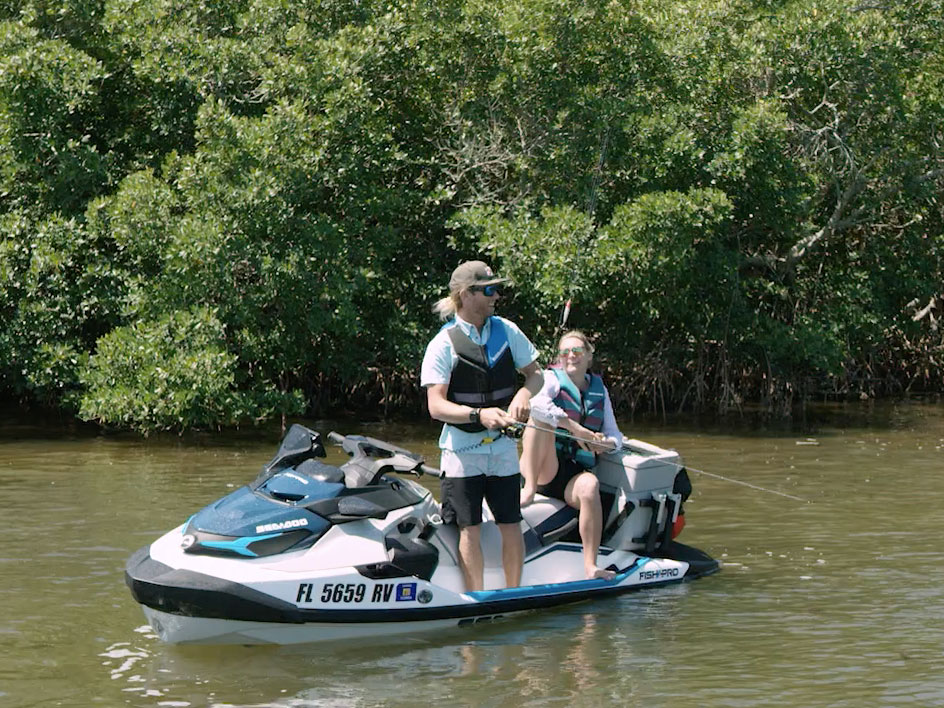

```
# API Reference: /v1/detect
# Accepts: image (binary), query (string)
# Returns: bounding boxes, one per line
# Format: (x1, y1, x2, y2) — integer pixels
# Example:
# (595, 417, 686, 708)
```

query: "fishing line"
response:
(504, 421, 809, 503)
(678, 465, 809, 503)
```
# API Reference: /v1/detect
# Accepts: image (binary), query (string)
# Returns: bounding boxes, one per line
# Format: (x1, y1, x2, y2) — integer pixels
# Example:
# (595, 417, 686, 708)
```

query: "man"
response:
(421, 260, 543, 591)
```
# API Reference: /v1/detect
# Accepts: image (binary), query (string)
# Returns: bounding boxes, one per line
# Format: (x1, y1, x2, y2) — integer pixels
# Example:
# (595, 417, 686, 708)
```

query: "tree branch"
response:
(785, 170, 867, 264)
(741, 161, 943, 276)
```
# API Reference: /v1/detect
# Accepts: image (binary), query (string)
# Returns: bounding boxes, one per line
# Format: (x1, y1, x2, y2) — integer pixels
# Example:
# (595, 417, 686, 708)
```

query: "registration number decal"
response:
(295, 582, 418, 604)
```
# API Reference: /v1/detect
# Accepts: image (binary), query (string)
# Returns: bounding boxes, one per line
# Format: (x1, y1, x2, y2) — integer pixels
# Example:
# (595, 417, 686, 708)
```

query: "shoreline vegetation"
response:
(1, 394, 940, 446)
(1, 0, 942, 434)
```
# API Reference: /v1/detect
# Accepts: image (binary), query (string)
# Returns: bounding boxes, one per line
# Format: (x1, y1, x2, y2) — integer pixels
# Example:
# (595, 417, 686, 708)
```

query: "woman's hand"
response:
(587, 432, 616, 453)
(568, 423, 609, 452)
(569, 422, 590, 449)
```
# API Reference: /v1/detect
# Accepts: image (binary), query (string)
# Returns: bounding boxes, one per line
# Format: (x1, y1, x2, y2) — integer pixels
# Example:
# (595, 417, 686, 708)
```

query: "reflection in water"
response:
(1, 402, 943, 707)
(491, 612, 605, 701)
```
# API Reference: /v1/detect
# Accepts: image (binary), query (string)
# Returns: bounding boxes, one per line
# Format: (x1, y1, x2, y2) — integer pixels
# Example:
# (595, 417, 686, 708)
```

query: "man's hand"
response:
(506, 361, 543, 423)
(506, 389, 532, 423)
(480, 407, 517, 430)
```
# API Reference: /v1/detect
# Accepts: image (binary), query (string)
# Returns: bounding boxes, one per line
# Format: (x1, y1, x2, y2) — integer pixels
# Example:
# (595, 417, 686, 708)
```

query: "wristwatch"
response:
(469, 408, 481, 425)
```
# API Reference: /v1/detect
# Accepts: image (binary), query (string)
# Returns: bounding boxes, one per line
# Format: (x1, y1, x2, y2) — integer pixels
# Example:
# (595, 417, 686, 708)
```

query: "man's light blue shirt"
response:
(420, 314, 538, 454)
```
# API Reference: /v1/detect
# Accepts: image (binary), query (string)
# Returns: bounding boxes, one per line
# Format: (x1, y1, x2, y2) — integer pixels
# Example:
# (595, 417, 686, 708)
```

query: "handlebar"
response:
(326, 430, 440, 478)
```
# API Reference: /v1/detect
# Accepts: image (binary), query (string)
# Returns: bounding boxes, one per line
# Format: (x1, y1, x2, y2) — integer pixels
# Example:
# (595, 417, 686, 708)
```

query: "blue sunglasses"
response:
(470, 284, 501, 296)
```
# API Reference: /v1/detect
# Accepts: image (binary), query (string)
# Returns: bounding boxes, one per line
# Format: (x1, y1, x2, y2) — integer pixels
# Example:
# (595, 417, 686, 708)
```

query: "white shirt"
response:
(421, 314, 538, 454)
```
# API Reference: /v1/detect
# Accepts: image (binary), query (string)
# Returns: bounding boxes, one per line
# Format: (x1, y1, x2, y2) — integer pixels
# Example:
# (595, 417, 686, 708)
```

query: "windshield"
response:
(253, 424, 326, 487)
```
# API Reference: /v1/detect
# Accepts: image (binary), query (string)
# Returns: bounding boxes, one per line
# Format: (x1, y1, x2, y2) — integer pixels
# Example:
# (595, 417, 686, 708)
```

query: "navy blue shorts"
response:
(536, 453, 585, 502)
(441, 474, 522, 527)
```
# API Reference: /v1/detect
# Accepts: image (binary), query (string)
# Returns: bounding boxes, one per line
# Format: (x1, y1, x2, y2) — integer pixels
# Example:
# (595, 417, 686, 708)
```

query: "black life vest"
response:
(445, 318, 517, 433)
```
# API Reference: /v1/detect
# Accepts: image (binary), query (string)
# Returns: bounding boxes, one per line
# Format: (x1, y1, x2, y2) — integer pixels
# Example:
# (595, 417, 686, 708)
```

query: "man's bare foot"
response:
(587, 566, 617, 581)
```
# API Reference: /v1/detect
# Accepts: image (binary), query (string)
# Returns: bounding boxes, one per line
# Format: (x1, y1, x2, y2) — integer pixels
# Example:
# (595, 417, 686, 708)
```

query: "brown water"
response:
(1, 402, 942, 707)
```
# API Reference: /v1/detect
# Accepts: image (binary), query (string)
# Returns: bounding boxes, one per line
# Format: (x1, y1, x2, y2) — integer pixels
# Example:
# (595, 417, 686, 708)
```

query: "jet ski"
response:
(126, 424, 719, 645)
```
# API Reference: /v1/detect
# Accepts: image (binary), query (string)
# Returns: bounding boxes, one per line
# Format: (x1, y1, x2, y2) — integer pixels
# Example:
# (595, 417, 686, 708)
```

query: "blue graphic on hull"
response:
(466, 558, 645, 602)
(200, 533, 281, 557)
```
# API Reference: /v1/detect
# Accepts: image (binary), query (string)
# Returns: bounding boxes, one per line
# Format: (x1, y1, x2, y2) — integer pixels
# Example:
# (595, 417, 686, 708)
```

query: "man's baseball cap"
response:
(448, 260, 510, 292)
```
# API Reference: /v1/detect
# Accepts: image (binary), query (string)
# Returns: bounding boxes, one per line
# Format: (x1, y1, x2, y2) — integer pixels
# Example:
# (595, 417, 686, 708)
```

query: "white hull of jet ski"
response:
(126, 427, 718, 645)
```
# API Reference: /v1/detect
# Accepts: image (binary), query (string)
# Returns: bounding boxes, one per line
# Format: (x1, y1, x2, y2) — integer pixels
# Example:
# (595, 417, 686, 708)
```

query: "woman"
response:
(519, 331, 622, 580)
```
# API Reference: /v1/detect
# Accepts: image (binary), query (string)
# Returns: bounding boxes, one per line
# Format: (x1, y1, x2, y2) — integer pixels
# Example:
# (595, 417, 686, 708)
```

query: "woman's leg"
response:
(564, 471, 616, 580)
(519, 419, 558, 506)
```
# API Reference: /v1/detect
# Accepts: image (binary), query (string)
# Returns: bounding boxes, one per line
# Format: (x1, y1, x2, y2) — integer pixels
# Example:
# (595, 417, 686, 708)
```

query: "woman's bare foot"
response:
(520, 485, 536, 507)
(587, 566, 617, 581)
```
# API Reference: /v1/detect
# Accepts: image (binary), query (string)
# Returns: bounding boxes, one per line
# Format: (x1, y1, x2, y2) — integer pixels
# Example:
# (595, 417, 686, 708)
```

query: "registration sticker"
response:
(396, 583, 417, 602)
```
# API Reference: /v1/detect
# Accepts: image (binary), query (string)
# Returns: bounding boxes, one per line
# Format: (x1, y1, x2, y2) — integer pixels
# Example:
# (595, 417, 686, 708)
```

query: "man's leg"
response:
(565, 472, 616, 580)
(497, 522, 524, 587)
(486, 467, 524, 589)
(440, 455, 487, 592)
(457, 524, 484, 591)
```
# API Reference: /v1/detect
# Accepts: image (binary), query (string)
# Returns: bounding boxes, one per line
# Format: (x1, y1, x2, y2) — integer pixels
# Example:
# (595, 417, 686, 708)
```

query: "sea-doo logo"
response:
(639, 567, 680, 580)
(256, 518, 308, 533)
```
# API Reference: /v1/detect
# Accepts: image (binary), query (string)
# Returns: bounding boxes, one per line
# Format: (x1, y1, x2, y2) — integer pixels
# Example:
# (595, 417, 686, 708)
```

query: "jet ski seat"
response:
(295, 458, 345, 484)
(431, 496, 580, 567)
(520, 496, 578, 554)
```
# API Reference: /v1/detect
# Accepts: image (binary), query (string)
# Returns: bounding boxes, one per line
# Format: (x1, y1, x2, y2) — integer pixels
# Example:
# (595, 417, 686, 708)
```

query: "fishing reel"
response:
(502, 424, 525, 440)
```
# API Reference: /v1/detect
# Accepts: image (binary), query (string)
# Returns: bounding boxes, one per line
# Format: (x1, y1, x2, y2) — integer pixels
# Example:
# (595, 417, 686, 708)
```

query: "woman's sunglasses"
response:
(559, 346, 585, 357)
(470, 284, 501, 296)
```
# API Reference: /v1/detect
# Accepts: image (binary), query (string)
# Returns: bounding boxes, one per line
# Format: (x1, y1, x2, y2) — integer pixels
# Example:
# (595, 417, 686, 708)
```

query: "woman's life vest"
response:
(445, 318, 517, 433)
(551, 366, 606, 469)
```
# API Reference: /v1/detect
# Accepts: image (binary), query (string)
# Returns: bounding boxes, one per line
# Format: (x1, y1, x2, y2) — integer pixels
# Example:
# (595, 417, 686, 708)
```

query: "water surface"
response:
(1, 402, 942, 707)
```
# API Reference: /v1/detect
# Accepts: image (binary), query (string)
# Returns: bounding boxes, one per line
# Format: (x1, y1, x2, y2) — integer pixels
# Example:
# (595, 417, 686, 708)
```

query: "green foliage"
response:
(79, 307, 302, 433)
(1, 0, 942, 428)
(705, 100, 811, 248)
(85, 169, 176, 284)
(0, 211, 124, 403)
(0, 22, 109, 214)
(453, 205, 595, 304)
(596, 188, 736, 332)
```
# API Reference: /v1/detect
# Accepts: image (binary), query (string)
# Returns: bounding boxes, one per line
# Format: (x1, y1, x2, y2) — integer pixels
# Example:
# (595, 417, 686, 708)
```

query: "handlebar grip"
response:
(327, 432, 346, 445)
(418, 464, 441, 477)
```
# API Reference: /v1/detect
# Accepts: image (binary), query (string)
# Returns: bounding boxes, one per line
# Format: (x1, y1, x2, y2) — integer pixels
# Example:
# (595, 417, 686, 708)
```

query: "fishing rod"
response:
(503, 421, 810, 503)
(560, 125, 611, 330)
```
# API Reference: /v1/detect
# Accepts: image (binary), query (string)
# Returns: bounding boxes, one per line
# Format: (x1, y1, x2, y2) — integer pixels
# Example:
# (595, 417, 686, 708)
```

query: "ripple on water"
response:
(100, 642, 151, 680)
